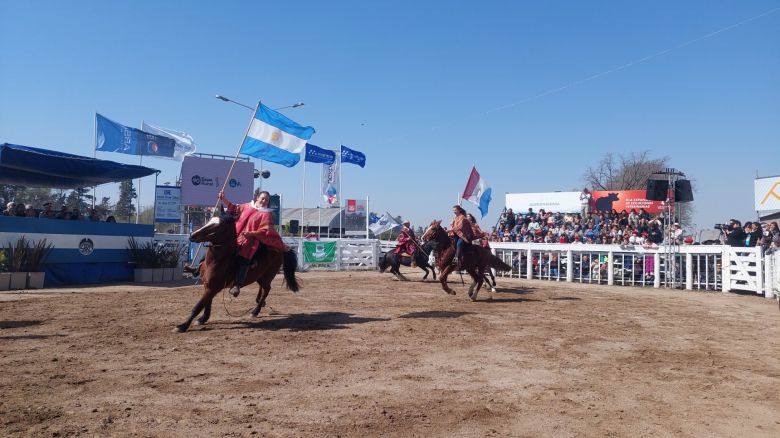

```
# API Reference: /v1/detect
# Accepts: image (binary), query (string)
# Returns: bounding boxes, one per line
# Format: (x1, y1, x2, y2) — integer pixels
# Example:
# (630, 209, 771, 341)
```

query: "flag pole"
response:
(339, 149, 343, 239)
(301, 158, 306, 238)
(190, 99, 260, 266)
(136, 154, 143, 224)
(365, 195, 369, 239)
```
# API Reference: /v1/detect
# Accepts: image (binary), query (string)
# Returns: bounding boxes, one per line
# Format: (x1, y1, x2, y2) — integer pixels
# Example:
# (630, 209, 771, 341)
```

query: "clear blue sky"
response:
(2, 0, 778, 232)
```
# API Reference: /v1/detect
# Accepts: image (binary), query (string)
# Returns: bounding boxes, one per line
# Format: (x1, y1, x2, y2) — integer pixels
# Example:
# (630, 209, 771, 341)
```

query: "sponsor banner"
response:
(154, 186, 181, 223)
(321, 161, 339, 207)
(591, 190, 664, 214)
(181, 156, 253, 206)
(505, 192, 581, 214)
(755, 176, 780, 212)
(303, 241, 337, 263)
(345, 199, 366, 232)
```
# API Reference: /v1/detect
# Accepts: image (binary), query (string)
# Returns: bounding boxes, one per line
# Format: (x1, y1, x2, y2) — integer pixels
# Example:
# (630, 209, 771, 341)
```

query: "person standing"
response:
(219, 189, 288, 297)
(579, 188, 592, 218)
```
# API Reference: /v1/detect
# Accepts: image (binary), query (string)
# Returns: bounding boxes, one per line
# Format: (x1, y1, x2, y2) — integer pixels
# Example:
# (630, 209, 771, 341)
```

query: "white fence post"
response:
(653, 253, 660, 288)
(566, 249, 573, 283)
(685, 252, 693, 290)
(722, 249, 731, 293)
(607, 251, 614, 286)
(526, 248, 533, 280)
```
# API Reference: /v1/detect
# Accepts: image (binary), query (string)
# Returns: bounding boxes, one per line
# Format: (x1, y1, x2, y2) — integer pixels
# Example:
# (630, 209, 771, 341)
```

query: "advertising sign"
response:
(505, 192, 581, 214)
(303, 241, 337, 263)
(154, 186, 181, 223)
(180, 156, 253, 206)
(591, 190, 664, 214)
(345, 199, 367, 233)
(321, 161, 339, 207)
(755, 176, 780, 212)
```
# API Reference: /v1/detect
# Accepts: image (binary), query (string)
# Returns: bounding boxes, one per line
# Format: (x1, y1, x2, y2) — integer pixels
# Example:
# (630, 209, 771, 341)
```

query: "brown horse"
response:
(174, 212, 300, 333)
(421, 219, 511, 301)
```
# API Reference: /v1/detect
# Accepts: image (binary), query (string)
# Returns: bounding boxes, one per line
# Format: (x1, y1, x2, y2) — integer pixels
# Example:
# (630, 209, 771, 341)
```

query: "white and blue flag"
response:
(462, 166, 492, 218)
(240, 103, 315, 167)
(369, 211, 400, 236)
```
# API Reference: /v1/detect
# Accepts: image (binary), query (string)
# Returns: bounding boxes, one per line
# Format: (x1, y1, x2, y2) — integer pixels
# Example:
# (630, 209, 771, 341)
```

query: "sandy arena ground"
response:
(1, 269, 779, 437)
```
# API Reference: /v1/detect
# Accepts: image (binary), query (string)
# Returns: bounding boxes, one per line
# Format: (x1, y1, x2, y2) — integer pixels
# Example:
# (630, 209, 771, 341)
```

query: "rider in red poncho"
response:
(394, 220, 418, 267)
(218, 190, 288, 297)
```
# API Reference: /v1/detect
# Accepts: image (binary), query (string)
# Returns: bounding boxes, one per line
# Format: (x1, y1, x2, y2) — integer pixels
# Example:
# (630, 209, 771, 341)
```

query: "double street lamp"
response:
(215, 95, 304, 112)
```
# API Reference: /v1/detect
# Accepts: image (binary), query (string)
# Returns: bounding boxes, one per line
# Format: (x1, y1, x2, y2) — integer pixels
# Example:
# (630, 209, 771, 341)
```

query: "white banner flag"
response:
(369, 212, 400, 236)
(321, 161, 340, 207)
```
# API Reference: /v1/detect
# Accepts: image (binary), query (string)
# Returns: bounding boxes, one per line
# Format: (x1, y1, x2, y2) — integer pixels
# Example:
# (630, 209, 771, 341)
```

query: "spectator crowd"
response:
(3, 200, 115, 222)
(487, 207, 780, 253)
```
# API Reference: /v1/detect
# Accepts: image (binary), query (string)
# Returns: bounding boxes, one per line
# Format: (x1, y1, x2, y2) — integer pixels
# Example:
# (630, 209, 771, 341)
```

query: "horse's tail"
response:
(283, 250, 301, 293)
(488, 253, 512, 272)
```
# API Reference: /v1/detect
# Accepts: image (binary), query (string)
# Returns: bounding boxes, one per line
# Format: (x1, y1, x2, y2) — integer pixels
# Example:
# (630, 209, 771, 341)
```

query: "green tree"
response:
(115, 181, 137, 222)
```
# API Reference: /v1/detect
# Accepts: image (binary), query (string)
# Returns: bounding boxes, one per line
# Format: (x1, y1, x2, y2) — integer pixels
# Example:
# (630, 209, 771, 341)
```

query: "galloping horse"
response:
(378, 240, 437, 281)
(421, 220, 511, 301)
(175, 211, 300, 333)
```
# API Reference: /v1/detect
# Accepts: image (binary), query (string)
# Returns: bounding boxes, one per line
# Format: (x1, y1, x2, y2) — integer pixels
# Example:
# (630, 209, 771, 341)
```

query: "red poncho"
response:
(230, 202, 287, 259)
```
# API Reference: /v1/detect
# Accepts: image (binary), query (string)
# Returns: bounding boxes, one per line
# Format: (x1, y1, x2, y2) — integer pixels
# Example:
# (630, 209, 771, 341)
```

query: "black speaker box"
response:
(646, 179, 669, 201)
(674, 179, 694, 202)
(289, 219, 300, 234)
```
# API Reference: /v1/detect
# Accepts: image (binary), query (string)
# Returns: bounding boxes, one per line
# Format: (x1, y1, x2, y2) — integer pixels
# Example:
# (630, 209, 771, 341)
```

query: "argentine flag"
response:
(462, 166, 492, 218)
(240, 104, 315, 167)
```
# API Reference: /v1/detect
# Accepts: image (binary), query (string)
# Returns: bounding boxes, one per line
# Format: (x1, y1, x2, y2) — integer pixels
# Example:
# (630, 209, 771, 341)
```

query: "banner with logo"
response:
(591, 190, 664, 214)
(303, 241, 337, 263)
(154, 186, 181, 223)
(755, 176, 780, 212)
(321, 161, 339, 207)
(345, 198, 367, 233)
(181, 156, 253, 206)
(505, 192, 581, 214)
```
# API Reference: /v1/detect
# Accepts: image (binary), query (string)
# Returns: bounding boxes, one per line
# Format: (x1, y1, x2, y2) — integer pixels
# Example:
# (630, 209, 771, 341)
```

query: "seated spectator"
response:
(14, 203, 26, 217)
(87, 208, 101, 221)
(24, 204, 36, 217)
(55, 205, 69, 219)
(70, 208, 83, 220)
(39, 202, 57, 219)
(4, 201, 15, 216)
(106, 215, 117, 223)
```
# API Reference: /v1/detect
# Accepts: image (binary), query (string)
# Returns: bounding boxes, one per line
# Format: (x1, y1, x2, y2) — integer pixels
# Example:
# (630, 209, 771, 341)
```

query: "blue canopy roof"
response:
(0, 143, 158, 188)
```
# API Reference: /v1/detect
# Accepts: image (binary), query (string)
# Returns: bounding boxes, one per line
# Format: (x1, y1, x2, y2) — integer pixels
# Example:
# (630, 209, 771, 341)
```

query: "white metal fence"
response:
(491, 242, 774, 298)
(157, 233, 780, 300)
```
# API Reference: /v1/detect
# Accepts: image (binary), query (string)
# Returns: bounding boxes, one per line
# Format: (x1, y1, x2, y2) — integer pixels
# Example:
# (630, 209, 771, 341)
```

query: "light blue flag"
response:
(240, 103, 315, 167)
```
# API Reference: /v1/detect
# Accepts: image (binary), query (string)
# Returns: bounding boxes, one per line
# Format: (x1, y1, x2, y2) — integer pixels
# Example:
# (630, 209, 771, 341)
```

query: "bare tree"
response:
(583, 151, 669, 190)
(583, 151, 695, 228)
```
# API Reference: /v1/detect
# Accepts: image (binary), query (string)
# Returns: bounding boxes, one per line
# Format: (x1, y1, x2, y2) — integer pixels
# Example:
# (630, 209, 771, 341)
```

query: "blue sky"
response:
(1, 0, 778, 232)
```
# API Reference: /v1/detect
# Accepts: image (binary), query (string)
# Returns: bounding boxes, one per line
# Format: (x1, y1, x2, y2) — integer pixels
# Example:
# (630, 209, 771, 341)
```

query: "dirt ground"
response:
(2, 268, 779, 437)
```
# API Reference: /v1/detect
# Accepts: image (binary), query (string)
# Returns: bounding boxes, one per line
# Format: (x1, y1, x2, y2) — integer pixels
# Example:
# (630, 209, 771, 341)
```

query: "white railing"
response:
(489, 242, 762, 294)
(763, 250, 780, 302)
(283, 238, 380, 271)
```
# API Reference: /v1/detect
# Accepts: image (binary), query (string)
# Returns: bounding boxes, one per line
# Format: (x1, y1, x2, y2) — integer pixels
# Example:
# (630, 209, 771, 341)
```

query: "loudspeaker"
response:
(289, 219, 299, 234)
(674, 179, 694, 202)
(646, 179, 669, 201)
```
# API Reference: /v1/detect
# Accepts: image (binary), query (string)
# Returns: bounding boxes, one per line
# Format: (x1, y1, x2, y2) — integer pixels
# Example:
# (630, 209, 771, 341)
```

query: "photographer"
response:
(724, 220, 746, 247)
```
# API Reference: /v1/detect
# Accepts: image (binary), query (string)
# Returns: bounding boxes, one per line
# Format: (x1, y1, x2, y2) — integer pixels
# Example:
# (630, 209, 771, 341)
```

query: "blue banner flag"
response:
(341, 145, 366, 168)
(95, 113, 176, 158)
(304, 143, 336, 164)
(240, 103, 315, 167)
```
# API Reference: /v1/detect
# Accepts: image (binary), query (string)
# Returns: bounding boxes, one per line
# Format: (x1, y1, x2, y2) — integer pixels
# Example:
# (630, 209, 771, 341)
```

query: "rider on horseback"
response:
(394, 220, 418, 267)
(448, 205, 474, 270)
(467, 213, 490, 249)
(218, 189, 288, 298)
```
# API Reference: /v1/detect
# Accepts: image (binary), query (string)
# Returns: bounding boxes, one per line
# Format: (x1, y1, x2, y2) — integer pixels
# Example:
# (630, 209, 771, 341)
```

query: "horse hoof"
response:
(172, 325, 187, 333)
(194, 319, 206, 326)
(491, 288, 497, 293)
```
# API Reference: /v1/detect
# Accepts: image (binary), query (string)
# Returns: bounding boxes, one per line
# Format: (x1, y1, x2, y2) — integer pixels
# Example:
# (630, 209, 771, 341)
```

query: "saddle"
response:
(399, 252, 412, 258)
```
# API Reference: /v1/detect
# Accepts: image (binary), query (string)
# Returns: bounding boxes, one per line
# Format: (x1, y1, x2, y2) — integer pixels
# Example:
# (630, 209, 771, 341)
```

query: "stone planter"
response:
(27, 272, 45, 289)
(163, 268, 174, 282)
(134, 268, 154, 283)
(152, 268, 164, 282)
(9, 272, 27, 290)
(0, 272, 10, 291)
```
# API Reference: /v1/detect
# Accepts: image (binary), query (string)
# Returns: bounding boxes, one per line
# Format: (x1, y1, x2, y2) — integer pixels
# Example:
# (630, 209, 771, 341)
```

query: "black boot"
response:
(454, 245, 464, 271)
(229, 259, 250, 298)
(183, 261, 203, 278)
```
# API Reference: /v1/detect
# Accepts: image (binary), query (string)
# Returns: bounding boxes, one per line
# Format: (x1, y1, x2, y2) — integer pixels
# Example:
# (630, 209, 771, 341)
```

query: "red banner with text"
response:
(591, 190, 665, 214)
